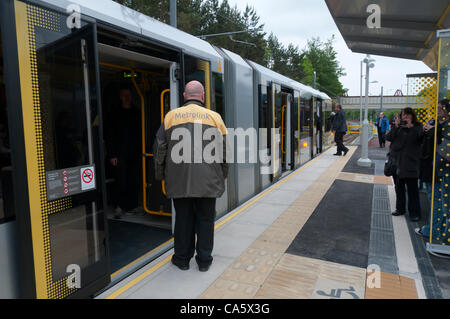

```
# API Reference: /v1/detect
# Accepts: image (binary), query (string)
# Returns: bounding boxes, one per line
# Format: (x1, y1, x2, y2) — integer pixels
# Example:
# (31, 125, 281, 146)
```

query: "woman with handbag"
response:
(385, 107, 424, 222)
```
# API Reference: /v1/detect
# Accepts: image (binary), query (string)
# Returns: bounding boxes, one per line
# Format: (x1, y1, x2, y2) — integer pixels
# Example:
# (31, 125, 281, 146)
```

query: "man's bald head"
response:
(184, 81, 205, 103)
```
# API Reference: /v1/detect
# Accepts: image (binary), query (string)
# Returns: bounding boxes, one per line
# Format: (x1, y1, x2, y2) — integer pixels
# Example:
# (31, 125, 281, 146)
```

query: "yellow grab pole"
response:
(160, 89, 170, 197)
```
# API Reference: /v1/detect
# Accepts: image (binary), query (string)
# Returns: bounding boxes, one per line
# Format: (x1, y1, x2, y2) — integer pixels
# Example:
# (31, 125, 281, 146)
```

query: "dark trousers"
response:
(377, 127, 385, 147)
(334, 132, 348, 154)
(115, 157, 140, 211)
(173, 198, 216, 267)
(393, 173, 421, 219)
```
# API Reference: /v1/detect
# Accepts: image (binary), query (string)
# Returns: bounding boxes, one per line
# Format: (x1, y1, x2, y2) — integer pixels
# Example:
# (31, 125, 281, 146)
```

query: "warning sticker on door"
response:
(46, 165, 97, 201)
(81, 166, 96, 191)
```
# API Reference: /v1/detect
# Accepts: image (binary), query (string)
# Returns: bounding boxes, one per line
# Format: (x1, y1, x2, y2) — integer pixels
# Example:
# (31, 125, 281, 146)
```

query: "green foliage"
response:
(302, 36, 346, 97)
(112, 0, 347, 96)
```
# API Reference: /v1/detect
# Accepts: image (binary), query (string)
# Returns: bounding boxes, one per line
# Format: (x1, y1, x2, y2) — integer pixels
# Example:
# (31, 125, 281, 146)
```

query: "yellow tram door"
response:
(13, 1, 110, 298)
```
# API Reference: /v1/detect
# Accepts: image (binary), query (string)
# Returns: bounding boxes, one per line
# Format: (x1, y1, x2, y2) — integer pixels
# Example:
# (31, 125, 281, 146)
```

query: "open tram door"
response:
(13, 1, 110, 298)
(269, 82, 282, 182)
(280, 92, 293, 172)
(315, 99, 323, 154)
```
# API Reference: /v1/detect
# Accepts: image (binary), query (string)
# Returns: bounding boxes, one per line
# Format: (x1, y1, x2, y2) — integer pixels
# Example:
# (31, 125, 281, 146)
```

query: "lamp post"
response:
(170, 0, 177, 27)
(380, 86, 383, 113)
(360, 60, 364, 133)
(357, 55, 375, 168)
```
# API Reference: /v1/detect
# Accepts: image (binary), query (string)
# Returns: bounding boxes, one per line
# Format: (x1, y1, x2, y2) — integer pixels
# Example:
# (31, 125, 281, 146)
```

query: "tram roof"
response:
(246, 60, 328, 99)
(39, 0, 223, 73)
(325, 0, 450, 71)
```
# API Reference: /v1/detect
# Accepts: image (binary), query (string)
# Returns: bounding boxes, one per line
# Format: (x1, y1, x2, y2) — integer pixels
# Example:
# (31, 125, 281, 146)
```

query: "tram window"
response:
(35, 22, 96, 172)
(49, 205, 104, 281)
(300, 98, 311, 138)
(212, 72, 225, 121)
(0, 28, 15, 223)
(184, 55, 211, 109)
(259, 85, 270, 152)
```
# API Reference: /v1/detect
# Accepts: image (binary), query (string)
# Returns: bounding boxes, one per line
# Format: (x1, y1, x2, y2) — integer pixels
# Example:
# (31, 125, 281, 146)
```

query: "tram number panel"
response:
(46, 165, 96, 201)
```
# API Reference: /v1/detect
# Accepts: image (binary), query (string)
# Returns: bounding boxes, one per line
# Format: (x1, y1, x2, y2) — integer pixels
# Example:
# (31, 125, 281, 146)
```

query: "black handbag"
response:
(384, 153, 396, 177)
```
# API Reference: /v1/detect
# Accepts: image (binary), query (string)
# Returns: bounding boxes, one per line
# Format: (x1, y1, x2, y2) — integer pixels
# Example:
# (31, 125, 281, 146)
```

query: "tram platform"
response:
(97, 139, 449, 300)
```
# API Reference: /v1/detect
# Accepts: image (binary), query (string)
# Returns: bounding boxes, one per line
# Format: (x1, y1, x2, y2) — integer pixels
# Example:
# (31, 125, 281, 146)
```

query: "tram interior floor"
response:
(107, 215, 172, 273)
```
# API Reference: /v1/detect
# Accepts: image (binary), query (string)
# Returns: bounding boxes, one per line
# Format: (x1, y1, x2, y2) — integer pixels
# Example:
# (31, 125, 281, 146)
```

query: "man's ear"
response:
(201, 92, 205, 103)
(183, 92, 187, 101)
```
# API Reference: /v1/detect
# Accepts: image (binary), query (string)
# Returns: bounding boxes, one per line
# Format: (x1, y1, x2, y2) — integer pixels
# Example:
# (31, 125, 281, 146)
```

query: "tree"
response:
(302, 36, 347, 97)
(300, 57, 315, 87)
(112, 0, 348, 95)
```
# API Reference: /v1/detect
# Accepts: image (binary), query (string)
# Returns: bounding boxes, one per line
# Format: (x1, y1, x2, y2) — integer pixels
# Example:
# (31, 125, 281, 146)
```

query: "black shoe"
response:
(410, 216, 420, 222)
(333, 153, 342, 156)
(172, 258, 189, 271)
(392, 211, 405, 216)
(343, 149, 349, 156)
(198, 264, 211, 272)
(415, 227, 429, 238)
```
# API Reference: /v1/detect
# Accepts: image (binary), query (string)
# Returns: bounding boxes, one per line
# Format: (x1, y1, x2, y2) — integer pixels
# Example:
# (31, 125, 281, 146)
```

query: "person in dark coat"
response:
(419, 119, 436, 201)
(386, 107, 424, 222)
(106, 85, 142, 219)
(154, 81, 228, 272)
(332, 104, 349, 156)
(390, 113, 400, 128)
(375, 112, 390, 148)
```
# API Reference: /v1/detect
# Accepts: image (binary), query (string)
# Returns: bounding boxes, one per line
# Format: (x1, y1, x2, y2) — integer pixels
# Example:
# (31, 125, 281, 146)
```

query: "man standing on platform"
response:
(375, 112, 390, 148)
(332, 104, 349, 156)
(153, 81, 228, 272)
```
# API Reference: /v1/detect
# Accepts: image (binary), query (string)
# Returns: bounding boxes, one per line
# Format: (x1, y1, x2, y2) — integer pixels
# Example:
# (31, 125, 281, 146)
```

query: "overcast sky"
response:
(226, 0, 432, 96)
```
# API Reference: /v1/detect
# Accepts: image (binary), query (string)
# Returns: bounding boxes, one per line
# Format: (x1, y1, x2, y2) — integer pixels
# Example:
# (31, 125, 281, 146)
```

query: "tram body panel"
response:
(220, 49, 256, 207)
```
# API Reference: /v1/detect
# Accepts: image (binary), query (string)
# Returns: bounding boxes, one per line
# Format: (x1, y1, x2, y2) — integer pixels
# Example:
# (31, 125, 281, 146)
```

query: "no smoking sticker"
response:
(80, 166, 96, 191)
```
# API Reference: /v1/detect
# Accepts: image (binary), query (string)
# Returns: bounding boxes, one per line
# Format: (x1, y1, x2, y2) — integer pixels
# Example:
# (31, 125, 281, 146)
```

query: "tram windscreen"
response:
(0, 28, 15, 223)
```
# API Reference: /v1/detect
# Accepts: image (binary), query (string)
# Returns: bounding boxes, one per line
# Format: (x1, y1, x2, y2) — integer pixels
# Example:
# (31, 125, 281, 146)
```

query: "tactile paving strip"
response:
(365, 272, 418, 299)
(371, 213, 394, 231)
(368, 183, 399, 275)
(374, 184, 389, 199)
(372, 198, 391, 213)
(256, 255, 366, 299)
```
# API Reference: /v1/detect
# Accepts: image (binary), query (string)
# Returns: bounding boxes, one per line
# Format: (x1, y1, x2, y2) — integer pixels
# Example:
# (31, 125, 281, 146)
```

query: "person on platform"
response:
(386, 107, 424, 222)
(332, 104, 349, 156)
(153, 81, 228, 272)
(375, 112, 390, 148)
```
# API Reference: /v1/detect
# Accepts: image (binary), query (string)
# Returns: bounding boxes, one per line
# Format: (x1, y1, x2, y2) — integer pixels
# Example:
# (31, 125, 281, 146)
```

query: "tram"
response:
(0, 0, 332, 298)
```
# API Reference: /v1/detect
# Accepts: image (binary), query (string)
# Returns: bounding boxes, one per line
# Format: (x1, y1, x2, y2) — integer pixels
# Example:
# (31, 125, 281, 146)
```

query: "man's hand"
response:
(423, 123, 434, 132)
(110, 158, 118, 167)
